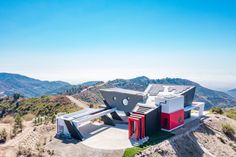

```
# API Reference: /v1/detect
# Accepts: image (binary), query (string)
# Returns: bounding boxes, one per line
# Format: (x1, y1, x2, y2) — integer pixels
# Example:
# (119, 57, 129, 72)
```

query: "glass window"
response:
(123, 98, 128, 106)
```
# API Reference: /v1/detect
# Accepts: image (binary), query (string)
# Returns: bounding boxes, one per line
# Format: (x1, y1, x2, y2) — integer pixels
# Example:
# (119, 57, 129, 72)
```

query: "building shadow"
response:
(54, 135, 80, 144)
(79, 122, 111, 139)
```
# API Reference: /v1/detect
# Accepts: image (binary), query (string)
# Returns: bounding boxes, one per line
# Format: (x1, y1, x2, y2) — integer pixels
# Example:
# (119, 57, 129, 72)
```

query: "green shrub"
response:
(15, 114, 23, 130)
(222, 123, 235, 138)
(0, 128, 7, 143)
(210, 107, 223, 114)
(123, 131, 174, 157)
(224, 109, 236, 120)
(1, 96, 81, 118)
(23, 113, 35, 121)
(123, 147, 144, 157)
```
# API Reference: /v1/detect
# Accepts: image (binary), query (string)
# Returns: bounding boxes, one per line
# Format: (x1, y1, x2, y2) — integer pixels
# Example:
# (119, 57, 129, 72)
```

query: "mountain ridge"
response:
(0, 72, 71, 97)
(1, 73, 236, 109)
(107, 77, 236, 109)
(71, 76, 236, 110)
(228, 88, 236, 98)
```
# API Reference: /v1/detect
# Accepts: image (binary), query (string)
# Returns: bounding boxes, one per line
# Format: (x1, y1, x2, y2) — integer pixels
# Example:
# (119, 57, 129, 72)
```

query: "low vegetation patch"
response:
(0, 128, 7, 143)
(0, 95, 81, 118)
(12, 114, 23, 136)
(123, 131, 174, 157)
(0, 115, 14, 124)
(210, 107, 223, 114)
(222, 123, 235, 138)
(23, 113, 35, 121)
(16, 96, 81, 117)
(224, 109, 236, 121)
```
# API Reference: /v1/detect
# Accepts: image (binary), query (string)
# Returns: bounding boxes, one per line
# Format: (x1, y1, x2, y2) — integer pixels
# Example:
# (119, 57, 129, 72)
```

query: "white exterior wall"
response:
(56, 118, 70, 137)
(156, 96, 184, 114)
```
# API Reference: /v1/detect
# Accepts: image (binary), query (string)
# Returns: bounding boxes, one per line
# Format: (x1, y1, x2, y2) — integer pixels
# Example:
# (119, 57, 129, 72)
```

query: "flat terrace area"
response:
(80, 123, 133, 150)
(46, 123, 132, 157)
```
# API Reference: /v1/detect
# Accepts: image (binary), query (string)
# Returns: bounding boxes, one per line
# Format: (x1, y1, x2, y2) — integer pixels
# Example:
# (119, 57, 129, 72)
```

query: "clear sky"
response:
(0, 0, 236, 91)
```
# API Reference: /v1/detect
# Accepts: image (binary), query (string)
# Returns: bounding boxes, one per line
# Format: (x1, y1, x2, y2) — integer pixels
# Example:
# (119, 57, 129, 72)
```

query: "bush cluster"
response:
(210, 107, 223, 114)
(222, 123, 235, 138)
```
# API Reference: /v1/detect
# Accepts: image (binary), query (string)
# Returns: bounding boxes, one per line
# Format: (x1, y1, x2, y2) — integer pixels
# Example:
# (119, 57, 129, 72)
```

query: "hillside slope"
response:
(107, 76, 236, 109)
(137, 114, 236, 157)
(0, 95, 81, 117)
(0, 73, 71, 97)
(228, 89, 236, 98)
(70, 76, 236, 109)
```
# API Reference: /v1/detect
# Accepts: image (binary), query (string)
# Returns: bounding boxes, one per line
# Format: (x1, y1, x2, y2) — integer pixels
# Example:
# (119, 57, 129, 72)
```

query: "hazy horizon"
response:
(1, 0, 236, 91)
(0, 71, 233, 92)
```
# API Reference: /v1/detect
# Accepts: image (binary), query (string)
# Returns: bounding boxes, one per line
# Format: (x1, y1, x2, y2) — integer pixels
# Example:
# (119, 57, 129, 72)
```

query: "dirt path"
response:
(66, 95, 88, 108)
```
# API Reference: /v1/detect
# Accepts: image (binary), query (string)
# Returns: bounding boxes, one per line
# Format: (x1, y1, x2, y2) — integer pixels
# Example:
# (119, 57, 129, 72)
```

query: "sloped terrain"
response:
(77, 76, 236, 109)
(0, 121, 56, 157)
(228, 89, 236, 98)
(70, 76, 236, 109)
(108, 77, 236, 109)
(0, 95, 81, 117)
(0, 73, 71, 97)
(136, 114, 236, 157)
(72, 83, 113, 107)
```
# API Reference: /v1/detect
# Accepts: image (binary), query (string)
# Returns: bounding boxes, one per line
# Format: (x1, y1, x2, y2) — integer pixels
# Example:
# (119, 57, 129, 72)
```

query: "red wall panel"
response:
(161, 109, 184, 130)
(170, 109, 184, 129)
(161, 112, 170, 130)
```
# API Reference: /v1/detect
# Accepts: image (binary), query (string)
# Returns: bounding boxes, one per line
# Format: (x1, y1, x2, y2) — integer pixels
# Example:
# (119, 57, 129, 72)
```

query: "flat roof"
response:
(59, 108, 103, 121)
(73, 108, 116, 124)
(145, 84, 195, 96)
(100, 88, 144, 96)
(156, 94, 183, 99)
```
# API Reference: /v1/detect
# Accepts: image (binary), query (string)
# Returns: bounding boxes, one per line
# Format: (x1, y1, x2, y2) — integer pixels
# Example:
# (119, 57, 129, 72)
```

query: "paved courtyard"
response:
(80, 123, 133, 150)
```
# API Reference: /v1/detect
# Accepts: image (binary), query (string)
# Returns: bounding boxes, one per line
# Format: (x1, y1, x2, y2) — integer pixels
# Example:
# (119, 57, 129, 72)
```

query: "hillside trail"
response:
(1, 121, 33, 147)
(66, 95, 89, 109)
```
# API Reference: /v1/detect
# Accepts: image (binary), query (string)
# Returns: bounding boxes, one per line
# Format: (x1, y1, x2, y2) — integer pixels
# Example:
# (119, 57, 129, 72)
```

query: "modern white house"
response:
(56, 84, 204, 142)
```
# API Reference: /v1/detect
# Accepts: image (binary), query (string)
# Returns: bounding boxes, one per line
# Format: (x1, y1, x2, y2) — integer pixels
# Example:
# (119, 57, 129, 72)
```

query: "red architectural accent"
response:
(128, 113, 146, 141)
(161, 109, 184, 130)
(141, 115, 145, 138)
(128, 117, 141, 140)
(135, 118, 140, 141)
(132, 114, 145, 138)
(128, 117, 131, 138)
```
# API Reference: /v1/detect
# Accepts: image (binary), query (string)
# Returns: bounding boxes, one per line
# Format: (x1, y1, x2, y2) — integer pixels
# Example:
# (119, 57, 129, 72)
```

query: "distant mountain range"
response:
(106, 76, 236, 109)
(0, 73, 71, 97)
(1, 73, 236, 109)
(228, 88, 236, 98)
(72, 76, 236, 109)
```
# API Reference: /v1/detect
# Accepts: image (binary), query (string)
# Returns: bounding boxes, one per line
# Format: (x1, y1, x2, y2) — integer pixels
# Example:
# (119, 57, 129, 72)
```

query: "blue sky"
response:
(0, 0, 236, 90)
